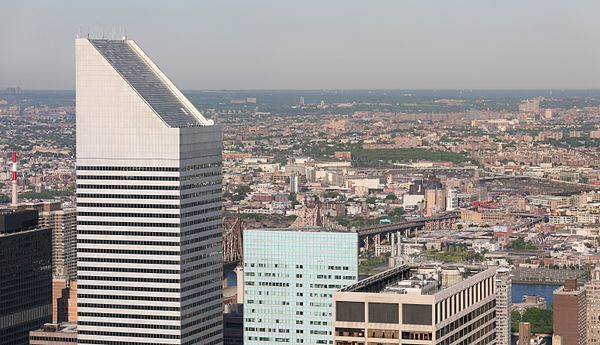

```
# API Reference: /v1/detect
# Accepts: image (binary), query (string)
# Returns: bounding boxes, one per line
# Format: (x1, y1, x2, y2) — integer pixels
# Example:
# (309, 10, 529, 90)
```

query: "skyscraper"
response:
(586, 267, 600, 344)
(26, 201, 78, 323)
(495, 267, 512, 345)
(243, 227, 358, 345)
(554, 279, 587, 345)
(75, 37, 223, 345)
(0, 209, 52, 345)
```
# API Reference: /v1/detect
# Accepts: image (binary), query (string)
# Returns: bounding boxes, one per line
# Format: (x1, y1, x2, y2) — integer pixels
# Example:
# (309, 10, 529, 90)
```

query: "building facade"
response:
(553, 279, 586, 345)
(243, 228, 358, 344)
(0, 209, 52, 345)
(333, 265, 499, 345)
(495, 268, 512, 345)
(29, 323, 78, 345)
(586, 267, 600, 344)
(75, 37, 223, 344)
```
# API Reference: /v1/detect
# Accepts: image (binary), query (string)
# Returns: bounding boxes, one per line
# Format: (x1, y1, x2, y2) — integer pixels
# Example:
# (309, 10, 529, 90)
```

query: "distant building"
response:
(0, 209, 52, 345)
(446, 188, 459, 211)
(519, 99, 540, 113)
(333, 264, 501, 344)
(246, 97, 257, 104)
(590, 129, 600, 139)
(299, 96, 305, 106)
(334, 151, 352, 160)
(243, 227, 358, 345)
(553, 279, 586, 345)
(290, 172, 300, 193)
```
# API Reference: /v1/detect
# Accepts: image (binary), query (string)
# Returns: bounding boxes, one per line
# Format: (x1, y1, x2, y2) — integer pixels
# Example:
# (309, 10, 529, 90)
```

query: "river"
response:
(512, 283, 560, 306)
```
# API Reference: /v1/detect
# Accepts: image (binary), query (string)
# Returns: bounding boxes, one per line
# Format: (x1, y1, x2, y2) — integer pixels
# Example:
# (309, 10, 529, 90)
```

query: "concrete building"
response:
(0, 209, 52, 345)
(29, 323, 77, 345)
(75, 37, 223, 344)
(554, 279, 586, 345)
(333, 264, 499, 344)
(243, 227, 358, 345)
(518, 322, 531, 345)
(25, 201, 77, 280)
(586, 267, 600, 344)
(29, 201, 78, 324)
(495, 268, 512, 345)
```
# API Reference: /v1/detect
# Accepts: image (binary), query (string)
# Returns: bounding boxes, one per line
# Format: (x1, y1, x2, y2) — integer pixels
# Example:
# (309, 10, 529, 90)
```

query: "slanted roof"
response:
(89, 39, 203, 128)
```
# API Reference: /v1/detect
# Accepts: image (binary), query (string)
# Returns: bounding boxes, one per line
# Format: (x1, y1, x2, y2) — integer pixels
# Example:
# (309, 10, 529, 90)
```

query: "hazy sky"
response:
(2, 0, 600, 90)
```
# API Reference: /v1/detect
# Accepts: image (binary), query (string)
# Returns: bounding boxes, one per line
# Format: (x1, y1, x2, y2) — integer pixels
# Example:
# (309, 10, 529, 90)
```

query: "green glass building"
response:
(243, 227, 358, 345)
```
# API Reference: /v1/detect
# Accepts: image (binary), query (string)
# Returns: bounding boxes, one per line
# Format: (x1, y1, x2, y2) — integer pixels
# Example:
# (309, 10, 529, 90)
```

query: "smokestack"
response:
(11, 151, 17, 205)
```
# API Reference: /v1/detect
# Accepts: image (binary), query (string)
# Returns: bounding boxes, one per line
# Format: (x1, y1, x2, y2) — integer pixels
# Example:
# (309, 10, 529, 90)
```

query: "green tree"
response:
(235, 185, 251, 194)
(385, 193, 397, 200)
(521, 307, 553, 334)
(325, 191, 340, 199)
(511, 310, 522, 332)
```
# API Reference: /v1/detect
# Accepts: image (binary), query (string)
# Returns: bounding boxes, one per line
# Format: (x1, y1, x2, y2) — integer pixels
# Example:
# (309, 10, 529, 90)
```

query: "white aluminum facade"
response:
(75, 38, 223, 345)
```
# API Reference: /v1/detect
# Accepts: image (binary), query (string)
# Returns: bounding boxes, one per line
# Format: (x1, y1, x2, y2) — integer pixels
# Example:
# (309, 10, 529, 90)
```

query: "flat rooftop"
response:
(248, 227, 355, 234)
(340, 264, 489, 295)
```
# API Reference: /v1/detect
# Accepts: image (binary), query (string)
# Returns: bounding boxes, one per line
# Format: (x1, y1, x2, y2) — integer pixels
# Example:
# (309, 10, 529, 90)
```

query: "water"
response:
(510, 284, 559, 345)
(512, 283, 560, 307)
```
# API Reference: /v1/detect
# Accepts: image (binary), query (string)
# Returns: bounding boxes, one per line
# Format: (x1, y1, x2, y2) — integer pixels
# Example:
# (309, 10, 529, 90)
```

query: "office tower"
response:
(586, 267, 600, 344)
(75, 37, 223, 344)
(299, 96, 305, 106)
(333, 264, 498, 344)
(495, 268, 512, 345)
(0, 209, 52, 345)
(554, 279, 586, 345)
(518, 322, 531, 345)
(244, 228, 358, 345)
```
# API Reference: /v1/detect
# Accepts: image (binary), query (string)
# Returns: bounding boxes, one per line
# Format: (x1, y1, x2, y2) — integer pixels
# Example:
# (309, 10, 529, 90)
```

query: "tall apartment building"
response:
(586, 267, 600, 344)
(75, 37, 223, 344)
(24, 201, 78, 323)
(333, 264, 501, 345)
(0, 209, 52, 345)
(243, 228, 358, 344)
(554, 279, 586, 345)
(495, 268, 512, 345)
(22, 201, 77, 278)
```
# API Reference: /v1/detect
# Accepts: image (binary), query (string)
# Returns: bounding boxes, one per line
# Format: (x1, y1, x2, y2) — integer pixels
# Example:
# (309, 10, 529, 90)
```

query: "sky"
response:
(2, 0, 600, 90)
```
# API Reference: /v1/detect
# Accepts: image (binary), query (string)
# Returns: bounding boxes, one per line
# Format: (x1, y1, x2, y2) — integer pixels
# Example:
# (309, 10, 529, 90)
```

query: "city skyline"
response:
(3, 1, 600, 90)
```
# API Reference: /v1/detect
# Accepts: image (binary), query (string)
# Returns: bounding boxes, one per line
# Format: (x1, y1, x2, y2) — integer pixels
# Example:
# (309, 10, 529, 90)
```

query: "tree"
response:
(235, 185, 251, 195)
(385, 193, 397, 200)
(521, 308, 553, 334)
(325, 191, 340, 199)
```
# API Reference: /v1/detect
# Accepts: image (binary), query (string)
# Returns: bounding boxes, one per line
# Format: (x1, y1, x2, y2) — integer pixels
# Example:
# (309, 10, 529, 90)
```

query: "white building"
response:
(495, 268, 512, 345)
(76, 38, 223, 344)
